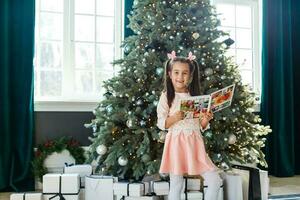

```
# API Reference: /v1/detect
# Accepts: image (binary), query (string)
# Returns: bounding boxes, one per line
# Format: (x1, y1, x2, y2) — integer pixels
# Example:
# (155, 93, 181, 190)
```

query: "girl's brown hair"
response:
(163, 57, 201, 107)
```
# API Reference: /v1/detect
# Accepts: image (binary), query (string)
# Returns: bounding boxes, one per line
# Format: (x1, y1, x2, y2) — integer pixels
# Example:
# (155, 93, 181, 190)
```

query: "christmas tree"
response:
(86, 0, 271, 180)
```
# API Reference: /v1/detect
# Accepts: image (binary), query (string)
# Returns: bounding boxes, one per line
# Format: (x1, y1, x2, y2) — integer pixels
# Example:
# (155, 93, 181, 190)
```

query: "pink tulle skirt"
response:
(159, 131, 217, 175)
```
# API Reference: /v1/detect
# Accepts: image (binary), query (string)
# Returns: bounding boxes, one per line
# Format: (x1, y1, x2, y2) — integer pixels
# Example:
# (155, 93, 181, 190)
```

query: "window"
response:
(34, 0, 123, 111)
(211, 0, 261, 100)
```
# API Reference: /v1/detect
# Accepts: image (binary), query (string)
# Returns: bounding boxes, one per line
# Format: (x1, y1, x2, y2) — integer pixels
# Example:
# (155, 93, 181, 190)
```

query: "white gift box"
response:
(125, 196, 159, 200)
(180, 191, 203, 200)
(232, 167, 269, 200)
(64, 164, 92, 188)
(43, 174, 80, 200)
(80, 189, 85, 200)
(129, 182, 150, 197)
(260, 170, 269, 200)
(43, 192, 81, 200)
(113, 182, 130, 196)
(203, 184, 224, 200)
(223, 172, 243, 200)
(43, 174, 80, 194)
(85, 175, 117, 200)
(44, 150, 76, 174)
(150, 181, 169, 195)
(181, 178, 202, 192)
(10, 193, 42, 200)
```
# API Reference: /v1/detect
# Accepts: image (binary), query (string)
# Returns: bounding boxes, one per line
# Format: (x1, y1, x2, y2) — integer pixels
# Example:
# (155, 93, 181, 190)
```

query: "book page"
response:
(180, 95, 211, 119)
(210, 84, 235, 113)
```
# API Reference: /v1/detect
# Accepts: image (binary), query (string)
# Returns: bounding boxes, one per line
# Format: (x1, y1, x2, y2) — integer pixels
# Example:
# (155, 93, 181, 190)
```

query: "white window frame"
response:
(34, 0, 124, 112)
(211, 0, 262, 111)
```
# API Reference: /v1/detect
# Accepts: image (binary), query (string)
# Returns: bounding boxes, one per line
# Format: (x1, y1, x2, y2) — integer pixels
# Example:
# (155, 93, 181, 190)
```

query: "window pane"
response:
(40, 13, 62, 40)
(225, 49, 236, 62)
(96, 17, 114, 43)
(75, 0, 95, 14)
(239, 70, 253, 87)
(236, 28, 252, 48)
(96, 44, 114, 70)
(75, 71, 93, 93)
(220, 27, 236, 48)
(97, 0, 114, 16)
(40, 42, 62, 68)
(216, 4, 235, 27)
(236, 5, 252, 28)
(236, 49, 252, 69)
(40, 0, 63, 12)
(75, 15, 95, 41)
(96, 71, 114, 93)
(40, 71, 62, 96)
(75, 43, 94, 69)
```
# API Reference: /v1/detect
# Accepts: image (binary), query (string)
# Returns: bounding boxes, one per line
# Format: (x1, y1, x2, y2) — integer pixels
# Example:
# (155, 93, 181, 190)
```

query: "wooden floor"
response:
(269, 175, 300, 196)
(1, 176, 300, 200)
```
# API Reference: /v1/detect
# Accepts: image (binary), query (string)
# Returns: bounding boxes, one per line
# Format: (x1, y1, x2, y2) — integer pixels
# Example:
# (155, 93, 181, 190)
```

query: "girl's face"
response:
(168, 62, 191, 92)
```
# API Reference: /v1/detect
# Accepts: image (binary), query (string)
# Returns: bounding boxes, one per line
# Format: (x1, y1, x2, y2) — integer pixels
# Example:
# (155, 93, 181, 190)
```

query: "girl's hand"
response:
(172, 111, 184, 122)
(202, 110, 213, 121)
(200, 110, 213, 129)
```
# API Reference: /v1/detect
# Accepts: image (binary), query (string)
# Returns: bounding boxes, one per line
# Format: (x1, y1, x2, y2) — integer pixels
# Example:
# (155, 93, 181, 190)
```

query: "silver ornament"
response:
(106, 105, 113, 113)
(228, 134, 237, 144)
(204, 68, 213, 76)
(126, 119, 134, 128)
(92, 124, 97, 132)
(156, 67, 164, 75)
(96, 144, 107, 155)
(136, 99, 143, 105)
(140, 120, 146, 126)
(118, 156, 128, 166)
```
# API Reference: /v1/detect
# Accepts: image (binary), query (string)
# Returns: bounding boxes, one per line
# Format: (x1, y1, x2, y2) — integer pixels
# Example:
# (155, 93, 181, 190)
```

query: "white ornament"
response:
(192, 32, 200, 39)
(158, 131, 167, 143)
(204, 68, 213, 76)
(221, 162, 229, 170)
(118, 156, 128, 166)
(228, 134, 237, 144)
(96, 144, 107, 155)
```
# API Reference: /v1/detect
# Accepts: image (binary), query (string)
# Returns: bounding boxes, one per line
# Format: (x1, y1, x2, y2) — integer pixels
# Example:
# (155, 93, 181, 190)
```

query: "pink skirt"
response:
(159, 131, 217, 175)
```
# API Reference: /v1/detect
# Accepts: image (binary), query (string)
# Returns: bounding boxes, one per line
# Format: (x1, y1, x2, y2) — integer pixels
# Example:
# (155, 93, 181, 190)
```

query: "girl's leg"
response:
(168, 173, 184, 200)
(201, 170, 223, 200)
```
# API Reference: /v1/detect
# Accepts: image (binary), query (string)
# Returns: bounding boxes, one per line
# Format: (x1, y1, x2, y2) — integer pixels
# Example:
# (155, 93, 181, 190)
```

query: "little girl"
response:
(157, 51, 223, 200)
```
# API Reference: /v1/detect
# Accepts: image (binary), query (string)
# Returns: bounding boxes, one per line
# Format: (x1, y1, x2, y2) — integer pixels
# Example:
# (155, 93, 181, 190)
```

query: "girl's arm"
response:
(200, 111, 213, 131)
(200, 117, 210, 130)
(165, 111, 183, 129)
(157, 92, 170, 130)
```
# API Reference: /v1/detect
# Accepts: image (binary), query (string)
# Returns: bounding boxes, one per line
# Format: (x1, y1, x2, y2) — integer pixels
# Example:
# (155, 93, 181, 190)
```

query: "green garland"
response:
(32, 137, 86, 181)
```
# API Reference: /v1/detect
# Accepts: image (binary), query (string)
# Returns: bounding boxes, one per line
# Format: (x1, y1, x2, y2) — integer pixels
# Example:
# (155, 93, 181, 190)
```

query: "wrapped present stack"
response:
(43, 173, 81, 200)
(64, 164, 93, 200)
(10, 193, 43, 200)
(85, 175, 117, 200)
(149, 181, 169, 196)
(222, 165, 269, 200)
(64, 164, 92, 188)
(114, 181, 152, 199)
(180, 177, 203, 200)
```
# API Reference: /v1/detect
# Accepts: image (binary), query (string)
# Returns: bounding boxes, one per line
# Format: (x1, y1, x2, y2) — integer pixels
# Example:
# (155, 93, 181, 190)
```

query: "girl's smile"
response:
(168, 62, 191, 92)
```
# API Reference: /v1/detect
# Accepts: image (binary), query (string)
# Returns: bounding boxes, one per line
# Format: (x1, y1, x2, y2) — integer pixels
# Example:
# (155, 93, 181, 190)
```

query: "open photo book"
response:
(180, 84, 235, 119)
